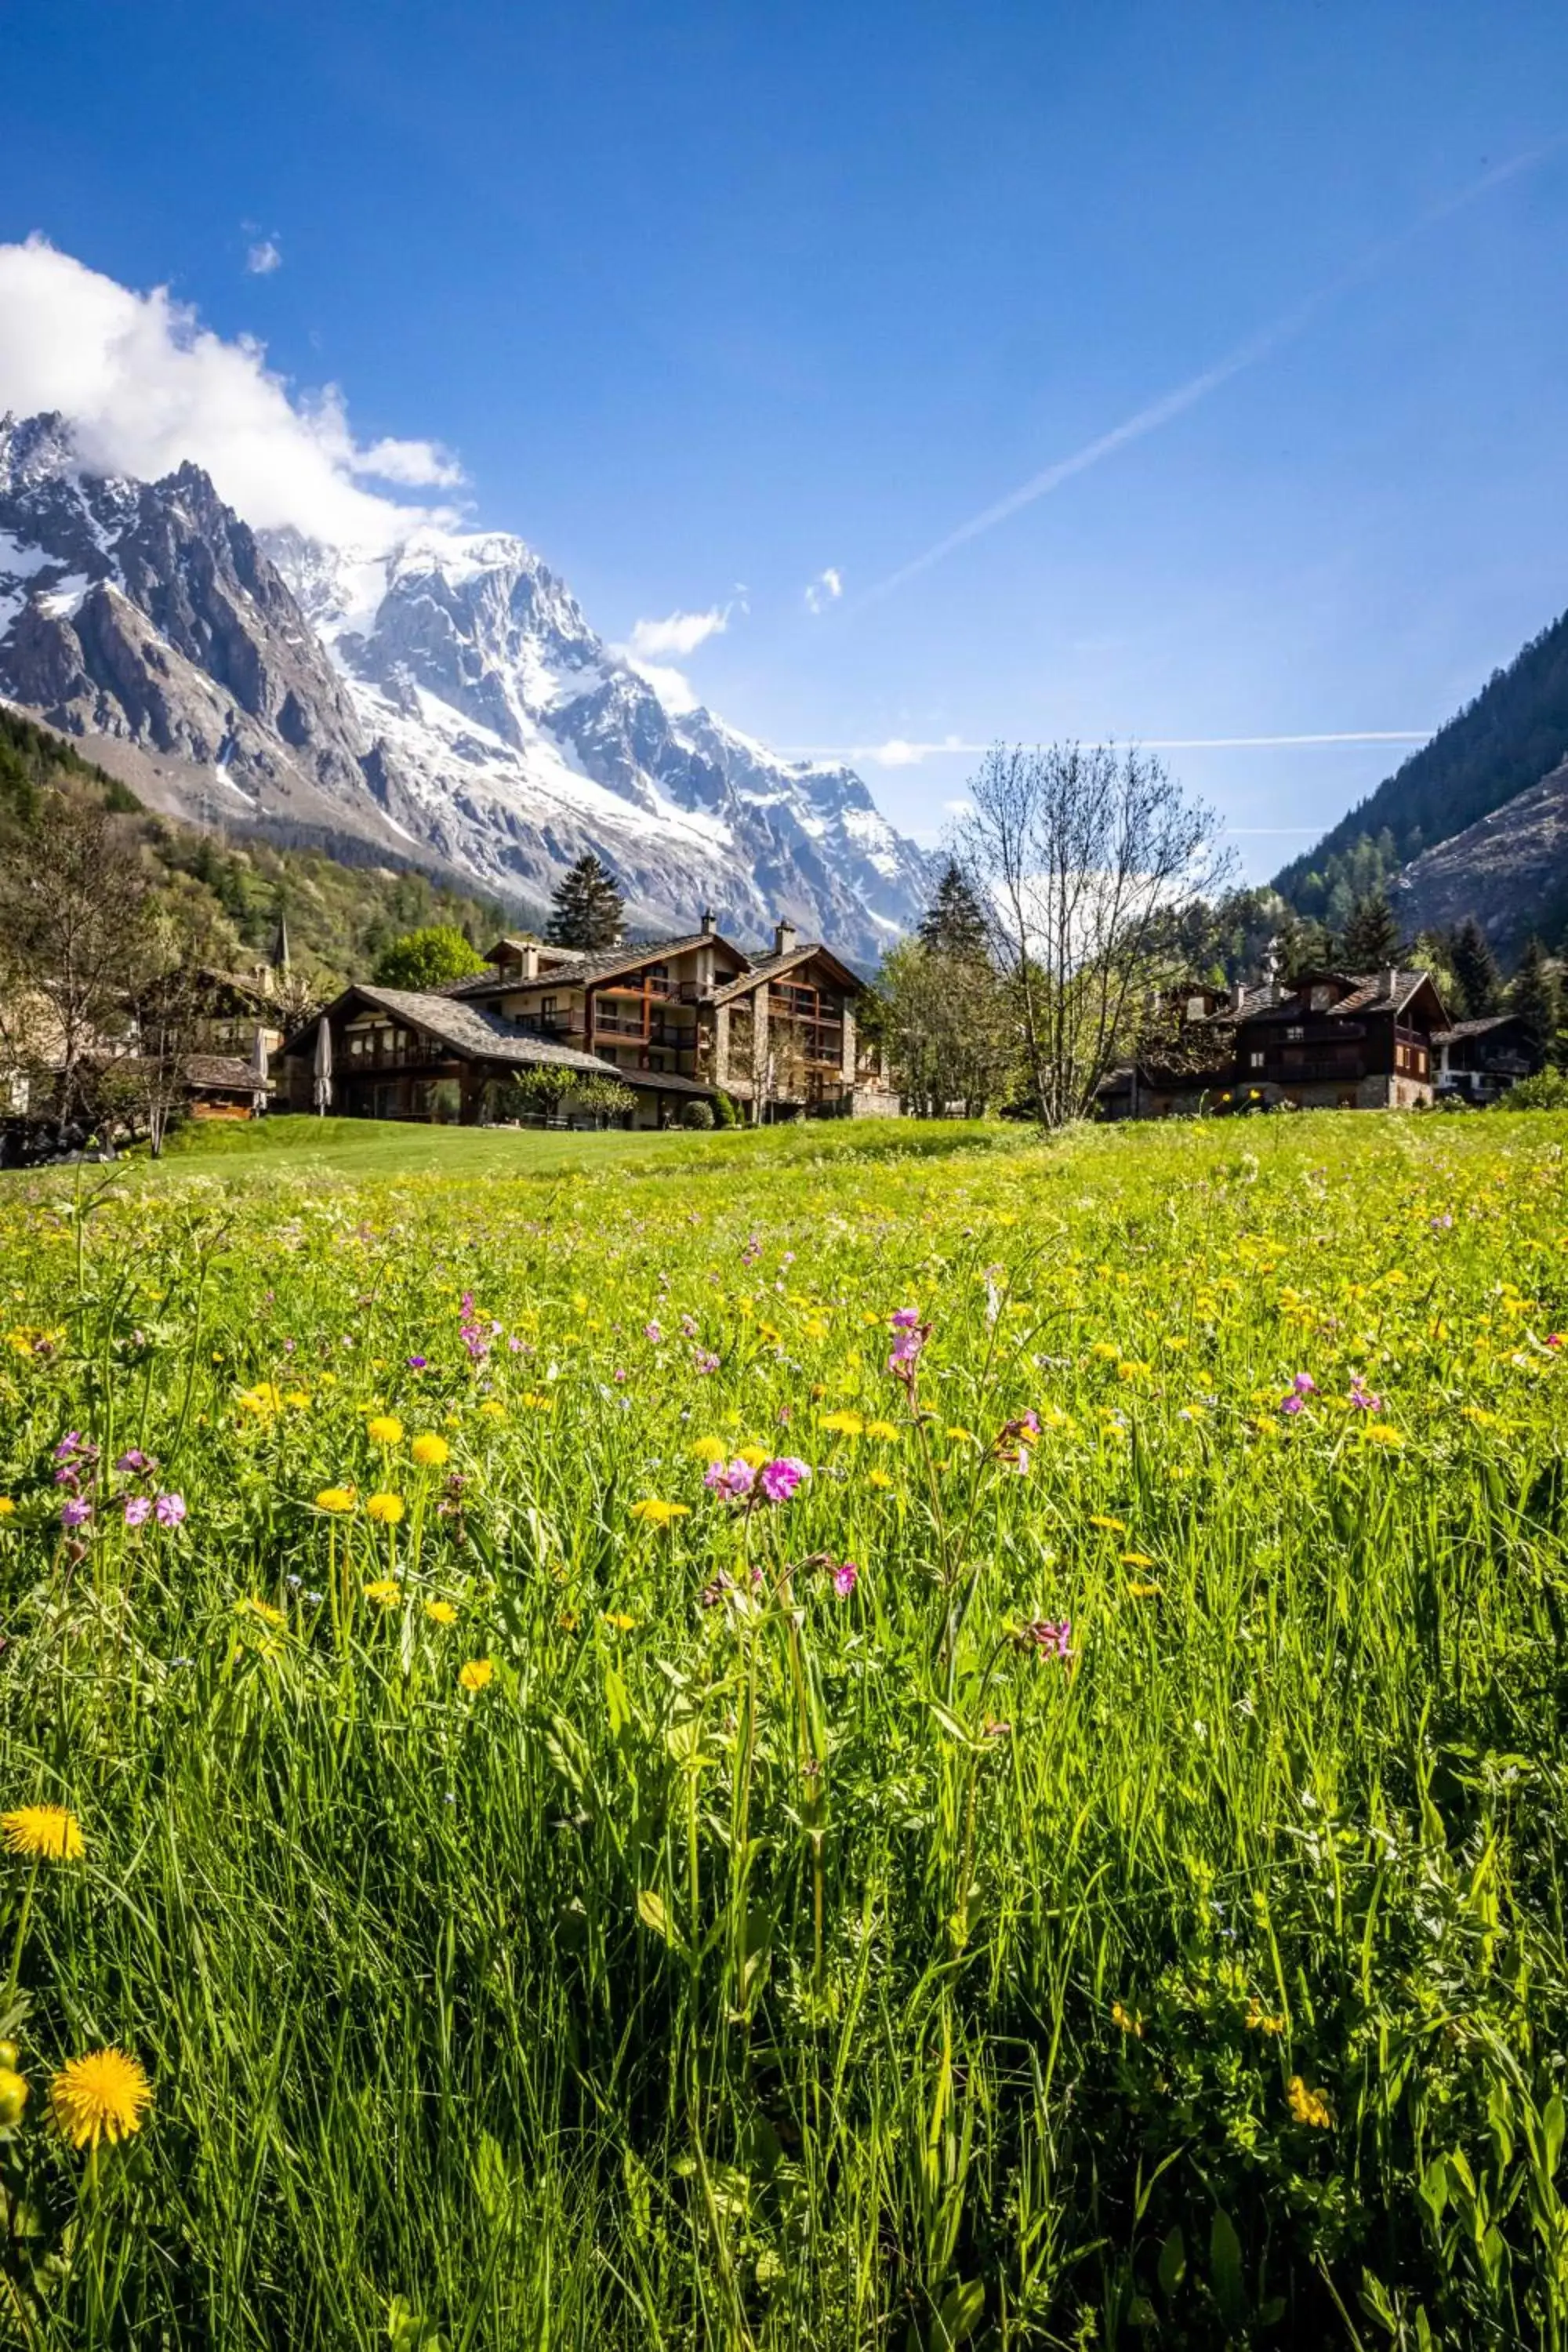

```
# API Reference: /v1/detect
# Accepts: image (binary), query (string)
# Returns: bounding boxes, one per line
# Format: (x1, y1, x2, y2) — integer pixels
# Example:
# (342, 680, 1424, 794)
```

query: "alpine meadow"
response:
(0, 1109, 1566, 2346)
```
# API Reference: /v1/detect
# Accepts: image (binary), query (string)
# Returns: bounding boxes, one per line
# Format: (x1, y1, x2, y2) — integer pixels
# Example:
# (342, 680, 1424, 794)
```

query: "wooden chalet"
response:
(278, 913, 898, 1129)
(1432, 1013, 1541, 1105)
(1103, 966, 1453, 1119)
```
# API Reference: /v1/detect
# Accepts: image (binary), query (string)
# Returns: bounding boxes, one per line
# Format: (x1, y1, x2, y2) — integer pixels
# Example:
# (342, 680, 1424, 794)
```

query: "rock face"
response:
(1394, 758, 1568, 953)
(0, 414, 931, 960)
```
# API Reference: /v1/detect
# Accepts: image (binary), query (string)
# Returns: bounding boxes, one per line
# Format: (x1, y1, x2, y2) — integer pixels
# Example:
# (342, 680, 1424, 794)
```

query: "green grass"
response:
(1, 1111, 1567, 2345)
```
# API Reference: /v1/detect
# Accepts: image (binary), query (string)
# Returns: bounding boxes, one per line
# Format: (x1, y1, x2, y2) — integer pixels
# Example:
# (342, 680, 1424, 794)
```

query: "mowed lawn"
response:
(0, 1109, 1566, 2347)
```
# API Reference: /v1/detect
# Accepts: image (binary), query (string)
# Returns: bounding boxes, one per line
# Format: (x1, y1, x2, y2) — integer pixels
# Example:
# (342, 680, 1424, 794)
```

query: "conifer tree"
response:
(546, 852, 624, 951)
(1340, 890, 1401, 971)
(916, 860, 991, 961)
(1449, 916, 1503, 1019)
(1509, 936, 1559, 1066)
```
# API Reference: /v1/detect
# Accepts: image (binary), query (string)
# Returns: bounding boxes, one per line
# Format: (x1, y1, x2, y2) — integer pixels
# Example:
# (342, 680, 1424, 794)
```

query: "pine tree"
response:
(1448, 917, 1502, 1019)
(1509, 937, 1559, 1066)
(547, 852, 624, 951)
(917, 860, 990, 960)
(1340, 890, 1402, 971)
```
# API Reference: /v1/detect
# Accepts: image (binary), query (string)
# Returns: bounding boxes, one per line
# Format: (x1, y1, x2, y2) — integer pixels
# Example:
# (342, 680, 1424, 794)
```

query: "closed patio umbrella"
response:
(312, 1016, 332, 1115)
(250, 1023, 270, 1116)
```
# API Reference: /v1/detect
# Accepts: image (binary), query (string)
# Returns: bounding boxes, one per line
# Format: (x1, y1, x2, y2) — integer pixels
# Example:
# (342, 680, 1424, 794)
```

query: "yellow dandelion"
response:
(945, 1426, 976, 1443)
(284, 1388, 312, 1410)
(1120, 1552, 1155, 1568)
(1111, 2000, 1144, 2038)
(864, 1419, 900, 1441)
(238, 1381, 283, 1416)
(735, 1444, 770, 1469)
(1, 1806, 83, 1862)
(478, 1399, 506, 1420)
(602, 1610, 636, 1631)
(1088, 1514, 1127, 1534)
(558, 1608, 580, 1632)
(688, 1434, 727, 1463)
(0, 2067, 28, 2126)
(1363, 1424, 1404, 1447)
(866, 1468, 894, 1490)
(818, 1410, 864, 1436)
(1127, 1581, 1162, 1599)
(367, 1414, 404, 1446)
(423, 1598, 457, 1626)
(235, 1595, 287, 1628)
(365, 1493, 405, 1525)
(459, 1657, 495, 1692)
(410, 1433, 450, 1468)
(362, 1578, 402, 1606)
(1245, 1996, 1286, 2035)
(314, 1486, 357, 1514)
(49, 2047, 152, 2150)
(0, 1500, 14, 1517)
(1287, 2075, 1332, 2129)
(630, 1499, 689, 1526)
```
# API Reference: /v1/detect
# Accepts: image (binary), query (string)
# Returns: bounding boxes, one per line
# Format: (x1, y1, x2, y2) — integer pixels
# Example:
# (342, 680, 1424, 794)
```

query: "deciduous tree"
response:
(949, 742, 1231, 1127)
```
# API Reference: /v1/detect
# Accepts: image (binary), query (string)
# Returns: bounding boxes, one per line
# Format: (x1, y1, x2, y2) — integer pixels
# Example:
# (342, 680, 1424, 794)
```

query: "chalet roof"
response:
(1432, 1014, 1528, 1044)
(710, 942, 863, 1005)
(184, 1054, 270, 1092)
(1225, 970, 1446, 1024)
(480, 936, 587, 968)
(454, 928, 756, 1000)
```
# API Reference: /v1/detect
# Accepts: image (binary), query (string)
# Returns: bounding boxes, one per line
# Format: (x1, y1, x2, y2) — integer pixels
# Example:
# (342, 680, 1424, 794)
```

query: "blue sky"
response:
(4, 0, 1568, 875)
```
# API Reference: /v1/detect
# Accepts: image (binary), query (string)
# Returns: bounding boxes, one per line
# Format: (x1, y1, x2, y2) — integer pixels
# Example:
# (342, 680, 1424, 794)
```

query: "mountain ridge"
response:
(0, 412, 930, 964)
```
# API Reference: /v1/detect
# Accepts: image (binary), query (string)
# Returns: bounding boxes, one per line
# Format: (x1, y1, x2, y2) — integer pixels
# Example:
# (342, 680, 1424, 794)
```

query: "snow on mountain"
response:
(0, 414, 931, 960)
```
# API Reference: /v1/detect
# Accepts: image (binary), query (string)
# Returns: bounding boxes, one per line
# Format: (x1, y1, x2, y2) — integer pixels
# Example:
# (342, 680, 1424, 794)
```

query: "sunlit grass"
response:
(0, 1110, 1564, 2343)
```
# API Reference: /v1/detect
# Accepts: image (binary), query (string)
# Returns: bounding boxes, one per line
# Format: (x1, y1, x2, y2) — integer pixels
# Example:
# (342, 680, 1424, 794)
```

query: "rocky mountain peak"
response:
(0, 415, 931, 961)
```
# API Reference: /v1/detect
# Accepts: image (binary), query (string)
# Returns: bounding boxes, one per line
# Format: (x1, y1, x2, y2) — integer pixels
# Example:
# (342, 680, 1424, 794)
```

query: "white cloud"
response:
(858, 733, 968, 768)
(626, 606, 728, 659)
(804, 566, 842, 614)
(942, 796, 975, 815)
(0, 235, 463, 549)
(245, 239, 282, 277)
(622, 657, 701, 717)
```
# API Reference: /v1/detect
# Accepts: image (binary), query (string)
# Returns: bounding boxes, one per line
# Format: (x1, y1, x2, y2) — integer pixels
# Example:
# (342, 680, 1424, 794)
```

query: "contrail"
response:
(787, 730, 1435, 764)
(858, 136, 1568, 607)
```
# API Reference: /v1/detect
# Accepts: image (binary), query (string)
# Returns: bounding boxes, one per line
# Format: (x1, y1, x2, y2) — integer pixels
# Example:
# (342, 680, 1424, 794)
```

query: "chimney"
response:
(773, 917, 797, 957)
(520, 943, 540, 980)
(700, 907, 716, 937)
(1385, 965, 1399, 1002)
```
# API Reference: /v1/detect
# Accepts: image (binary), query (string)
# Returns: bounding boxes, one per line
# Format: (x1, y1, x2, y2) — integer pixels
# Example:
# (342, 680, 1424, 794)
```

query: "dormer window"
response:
(1309, 985, 1333, 1012)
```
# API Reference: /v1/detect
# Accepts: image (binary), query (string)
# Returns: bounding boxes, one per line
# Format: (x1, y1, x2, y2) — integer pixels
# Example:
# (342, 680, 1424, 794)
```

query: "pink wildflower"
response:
(832, 1561, 858, 1598)
(705, 1459, 755, 1501)
(154, 1493, 187, 1528)
(758, 1457, 808, 1504)
(123, 1496, 152, 1527)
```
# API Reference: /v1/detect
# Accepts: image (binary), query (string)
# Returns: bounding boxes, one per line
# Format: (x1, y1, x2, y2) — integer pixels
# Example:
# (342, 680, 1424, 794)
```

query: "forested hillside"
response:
(1275, 607, 1568, 923)
(0, 705, 514, 994)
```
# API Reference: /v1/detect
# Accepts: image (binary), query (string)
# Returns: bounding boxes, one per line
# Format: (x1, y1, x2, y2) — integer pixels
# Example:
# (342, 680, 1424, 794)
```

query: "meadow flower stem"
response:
(4, 1860, 39, 2012)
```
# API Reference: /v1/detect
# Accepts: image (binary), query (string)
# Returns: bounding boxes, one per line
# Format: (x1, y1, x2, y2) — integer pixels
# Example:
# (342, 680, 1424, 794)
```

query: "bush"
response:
(681, 1099, 716, 1131)
(712, 1091, 739, 1129)
(1495, 1068, 1568, 1109)
(372, 926, 488, 990)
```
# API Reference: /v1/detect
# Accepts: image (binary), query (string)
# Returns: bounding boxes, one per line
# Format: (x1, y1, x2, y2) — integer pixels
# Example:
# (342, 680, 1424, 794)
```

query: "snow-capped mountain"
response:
(0, 412, 930, 960)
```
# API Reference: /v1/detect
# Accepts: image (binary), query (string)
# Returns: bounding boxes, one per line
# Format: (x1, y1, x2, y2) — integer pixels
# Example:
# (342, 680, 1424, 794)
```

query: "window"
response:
(1310, 985, 1333, 1012)
(1249, 1051, 1265, 1069)
(541, 996, 557, 1019)
(1287, 1025, 1304, 1042)
(350, 1033, 365, 1057)
(1185, 995, 1206, 1021)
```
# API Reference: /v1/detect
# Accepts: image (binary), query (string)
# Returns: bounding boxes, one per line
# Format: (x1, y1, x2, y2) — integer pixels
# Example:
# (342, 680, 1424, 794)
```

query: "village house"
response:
(278, 913, 898, 1128)
(1100, 964, 1454, 1119)
(1432, 1012, 1541, 1105)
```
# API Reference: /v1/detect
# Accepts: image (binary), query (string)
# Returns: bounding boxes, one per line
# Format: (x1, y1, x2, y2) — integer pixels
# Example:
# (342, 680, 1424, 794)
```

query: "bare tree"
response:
(952, 743, 1232, 1127)
(0, 792, 157, 1143)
